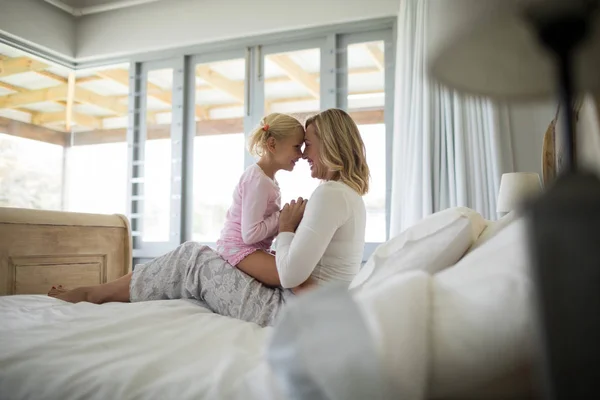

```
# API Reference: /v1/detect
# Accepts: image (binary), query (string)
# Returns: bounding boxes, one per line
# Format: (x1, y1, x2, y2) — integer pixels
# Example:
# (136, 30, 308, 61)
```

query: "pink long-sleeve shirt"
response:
(216, 164, 281, 266)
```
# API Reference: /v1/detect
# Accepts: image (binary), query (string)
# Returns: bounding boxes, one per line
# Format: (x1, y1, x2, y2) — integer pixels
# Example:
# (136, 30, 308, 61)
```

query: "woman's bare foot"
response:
(48, 285, 92, 303)
(48, 285, 67, 297)
(55, 287, 93, 303)
(47, 273, 133, 304)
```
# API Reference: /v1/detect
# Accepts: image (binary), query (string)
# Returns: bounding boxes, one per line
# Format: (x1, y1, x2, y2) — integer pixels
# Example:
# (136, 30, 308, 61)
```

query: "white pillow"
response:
(353, 271, 431, 400)
(429, 218, 536, 399)
(467, 211, 518, 253)
(350, 207, 486, 291)
(268, 285, 390, 400)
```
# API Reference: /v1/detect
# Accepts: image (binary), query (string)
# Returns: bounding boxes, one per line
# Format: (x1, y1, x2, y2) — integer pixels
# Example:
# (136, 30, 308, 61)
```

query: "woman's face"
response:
(303, 123, 328, 179)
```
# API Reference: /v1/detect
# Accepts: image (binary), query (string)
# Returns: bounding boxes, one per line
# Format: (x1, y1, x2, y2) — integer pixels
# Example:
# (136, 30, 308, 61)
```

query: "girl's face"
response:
(272, 127, 305, 172)
(303, 123, 327, 179)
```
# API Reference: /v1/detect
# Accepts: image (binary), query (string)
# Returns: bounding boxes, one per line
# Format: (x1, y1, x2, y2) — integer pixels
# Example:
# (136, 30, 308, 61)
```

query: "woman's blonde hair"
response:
(248, 113, 303, 157)
(305, 109, 370, 195)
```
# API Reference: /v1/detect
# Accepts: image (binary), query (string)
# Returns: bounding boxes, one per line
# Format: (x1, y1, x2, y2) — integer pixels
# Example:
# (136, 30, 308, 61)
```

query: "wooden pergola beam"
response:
(365, 44, 385, 72)
(196, 66, 382, 89)
(0, 85, 68, 109)
(97, 68, 208, 119)
(70, 109, 384, 146)
(36, 70, 68, 83)
(74, 86, 127, 115)
(65, 72, 76, 130)
(0, 81, 43, 115)
(32, 111, 102, 130)
(268, 55, 320, 98)
(0, 116, 67, 146)
(0, 84, 125, 115)
(76, 76, 104, 83)
(0, 57, 48, 78)
(0, 81, 25, 93)
(196, 66, 245, 102)
(0, 80, 82, 113)
(94, 69, 129, 86)
(209, 90, 384, 111)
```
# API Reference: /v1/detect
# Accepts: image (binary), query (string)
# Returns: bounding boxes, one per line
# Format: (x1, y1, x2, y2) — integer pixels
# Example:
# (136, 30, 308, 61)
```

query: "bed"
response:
(0, 206, 538, 400)
(0, 295, 280, 399)
(0, 208, 284, 400)
(3, 99, 600, 399)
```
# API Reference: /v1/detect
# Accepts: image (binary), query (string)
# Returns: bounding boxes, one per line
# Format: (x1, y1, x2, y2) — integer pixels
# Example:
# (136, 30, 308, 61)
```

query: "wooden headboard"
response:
(0, 207, 132, 296)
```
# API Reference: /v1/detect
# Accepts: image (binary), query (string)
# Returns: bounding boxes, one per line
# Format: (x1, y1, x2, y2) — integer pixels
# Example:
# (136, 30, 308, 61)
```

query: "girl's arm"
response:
(276, 185, 349, 288)
(235, 250, 282, 287)
(240, 177, 280, 245)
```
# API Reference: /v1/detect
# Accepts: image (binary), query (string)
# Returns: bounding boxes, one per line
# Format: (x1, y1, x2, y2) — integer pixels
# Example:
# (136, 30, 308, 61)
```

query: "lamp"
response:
(496, 173, 542, 215)
(427, 0, 600, 398)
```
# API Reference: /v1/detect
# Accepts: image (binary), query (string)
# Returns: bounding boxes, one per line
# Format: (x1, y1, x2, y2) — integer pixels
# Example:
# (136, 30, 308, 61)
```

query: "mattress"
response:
(0, 295, 284, 400)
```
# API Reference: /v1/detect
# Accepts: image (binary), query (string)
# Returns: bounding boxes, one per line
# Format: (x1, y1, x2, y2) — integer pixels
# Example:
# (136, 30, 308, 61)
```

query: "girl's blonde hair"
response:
(248, 113, 303, 157)
(305, 109, 370, 195)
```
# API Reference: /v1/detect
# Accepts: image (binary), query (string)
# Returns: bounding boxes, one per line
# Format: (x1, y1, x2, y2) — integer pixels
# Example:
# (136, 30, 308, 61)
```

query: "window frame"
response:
(337, 29, 395, 259)
(123, 21, 395, 262)
(2, 18, 397, 264)
(129, 57, 186, 258)
(184, 49, 250, 247)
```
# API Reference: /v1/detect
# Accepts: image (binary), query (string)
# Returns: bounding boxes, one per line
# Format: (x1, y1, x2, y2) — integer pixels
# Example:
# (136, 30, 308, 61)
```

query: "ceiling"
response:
(43, 0, 163, 16)
(57, 0, 128, 6)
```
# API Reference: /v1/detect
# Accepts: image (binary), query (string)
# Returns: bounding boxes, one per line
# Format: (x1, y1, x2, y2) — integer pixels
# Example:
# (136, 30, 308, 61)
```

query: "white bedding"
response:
(0, 296, 283, 400)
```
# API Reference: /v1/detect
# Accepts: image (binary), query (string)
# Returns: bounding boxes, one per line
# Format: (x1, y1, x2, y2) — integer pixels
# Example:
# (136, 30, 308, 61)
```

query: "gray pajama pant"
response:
(129, 241, 291, 327)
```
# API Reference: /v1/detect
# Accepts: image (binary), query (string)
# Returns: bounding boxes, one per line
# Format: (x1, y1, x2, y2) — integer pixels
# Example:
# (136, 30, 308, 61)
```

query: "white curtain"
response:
(578, 95, 600, 176)
(390, 0, 515, 236)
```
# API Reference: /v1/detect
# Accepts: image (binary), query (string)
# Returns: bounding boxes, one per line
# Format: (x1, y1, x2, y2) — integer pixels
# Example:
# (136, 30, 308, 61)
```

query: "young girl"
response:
(216, 113, 305, 285)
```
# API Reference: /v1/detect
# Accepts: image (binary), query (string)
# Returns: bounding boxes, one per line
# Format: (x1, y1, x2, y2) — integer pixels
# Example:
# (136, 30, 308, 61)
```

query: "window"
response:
(0, 134, 63, 210)
(264, 48, 321, 204)
(65, 63, 131, 215)
(357, 124, 386, 241)
(347, 40, 387, 242)
(4, 24, 394, 263)
(192, 56, 246, 242)
(141, 68, 175, 242)
(65, 142, 128, 215)
(0, 43, 67, 210)
(0, 44, 130, 215)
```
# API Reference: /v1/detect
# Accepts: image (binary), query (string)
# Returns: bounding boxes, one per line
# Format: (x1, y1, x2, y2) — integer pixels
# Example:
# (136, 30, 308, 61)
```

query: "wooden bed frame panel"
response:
(0, 207, 132, 296)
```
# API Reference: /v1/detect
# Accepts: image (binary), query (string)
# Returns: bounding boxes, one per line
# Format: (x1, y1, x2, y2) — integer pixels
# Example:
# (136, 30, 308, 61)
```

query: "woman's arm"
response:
(240, 177, 280, 245)
(276, 185, 349, 288)
(236, 198, 308, 289)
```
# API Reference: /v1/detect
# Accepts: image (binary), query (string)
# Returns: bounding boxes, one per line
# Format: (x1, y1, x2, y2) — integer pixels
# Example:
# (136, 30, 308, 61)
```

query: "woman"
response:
(51, 109, 370, 327)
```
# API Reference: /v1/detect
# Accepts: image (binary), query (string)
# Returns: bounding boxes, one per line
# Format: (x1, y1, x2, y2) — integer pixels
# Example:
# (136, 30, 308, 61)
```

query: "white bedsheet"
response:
(0, 296, 284, 400)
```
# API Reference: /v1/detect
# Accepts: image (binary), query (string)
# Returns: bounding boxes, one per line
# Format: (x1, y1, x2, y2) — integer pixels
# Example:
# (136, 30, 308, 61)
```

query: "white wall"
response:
(577, 96, 600, 175)
(75, 0, 399, 61)
(508, 101, 556, 176)
(0, 0, 75, 59)
(507, 97, 600, 177)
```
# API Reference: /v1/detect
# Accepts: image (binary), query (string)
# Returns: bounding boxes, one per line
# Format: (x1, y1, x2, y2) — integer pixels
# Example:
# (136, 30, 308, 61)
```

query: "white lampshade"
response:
(497, 173, 542, 212)
(427, 0, 600, 100)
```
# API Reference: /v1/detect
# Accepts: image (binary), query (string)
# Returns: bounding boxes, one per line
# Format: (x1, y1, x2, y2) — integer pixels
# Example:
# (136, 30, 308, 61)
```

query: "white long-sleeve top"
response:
(275, 181, 366, 288)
